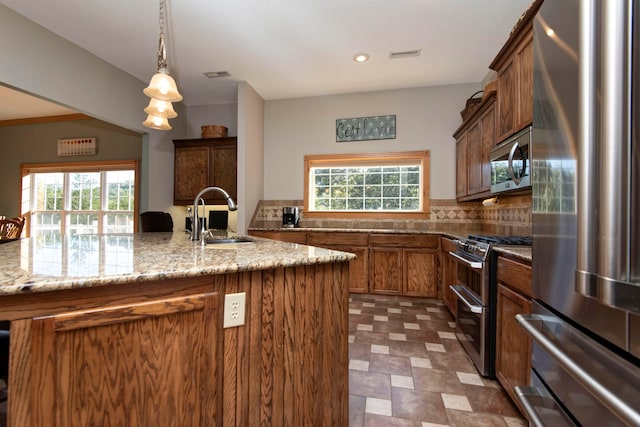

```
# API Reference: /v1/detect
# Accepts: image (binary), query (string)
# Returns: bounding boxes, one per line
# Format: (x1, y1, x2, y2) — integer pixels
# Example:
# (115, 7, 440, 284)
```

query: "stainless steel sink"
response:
(204, 236, 255, 245)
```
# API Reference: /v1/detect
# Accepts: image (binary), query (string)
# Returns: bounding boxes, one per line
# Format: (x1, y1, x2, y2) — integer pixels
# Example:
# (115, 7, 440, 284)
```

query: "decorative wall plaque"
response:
(336, 115, 396, 142)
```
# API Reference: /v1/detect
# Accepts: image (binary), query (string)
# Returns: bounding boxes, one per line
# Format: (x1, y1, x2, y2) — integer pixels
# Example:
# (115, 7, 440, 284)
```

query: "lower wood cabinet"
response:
(369, 247, 403, 295)
(250, 230, 439, 297)
(439, 237, 458, 317)
(495, 255, 532, 416)
(249, 229, 308, 244)
(308, 232, 369, 294)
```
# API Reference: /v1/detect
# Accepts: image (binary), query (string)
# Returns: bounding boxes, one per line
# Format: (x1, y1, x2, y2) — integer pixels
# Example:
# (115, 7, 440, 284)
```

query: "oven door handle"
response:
(514, 386, 576, 427)
(450, 285, 483, 314)
(448, 251, 483, 269)
(517, 314, 640, 427)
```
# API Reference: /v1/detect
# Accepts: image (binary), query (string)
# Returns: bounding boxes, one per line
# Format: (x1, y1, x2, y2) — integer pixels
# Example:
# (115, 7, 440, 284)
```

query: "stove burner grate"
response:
(467, 235, 532, 246)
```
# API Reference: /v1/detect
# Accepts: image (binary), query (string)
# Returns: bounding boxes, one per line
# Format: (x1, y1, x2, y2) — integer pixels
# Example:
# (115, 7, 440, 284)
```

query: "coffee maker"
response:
(282, 207, 299, 228)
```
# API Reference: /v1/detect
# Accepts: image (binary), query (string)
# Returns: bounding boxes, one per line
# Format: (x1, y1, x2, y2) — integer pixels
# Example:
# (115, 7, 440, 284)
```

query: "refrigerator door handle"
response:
(517, 313, 640, 427)
(575, 0, 598, 299)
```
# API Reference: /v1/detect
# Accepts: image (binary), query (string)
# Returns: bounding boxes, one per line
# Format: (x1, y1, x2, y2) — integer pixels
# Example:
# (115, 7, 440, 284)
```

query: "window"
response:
(304, 151, 430, 219)
(21, 161, 139, 237)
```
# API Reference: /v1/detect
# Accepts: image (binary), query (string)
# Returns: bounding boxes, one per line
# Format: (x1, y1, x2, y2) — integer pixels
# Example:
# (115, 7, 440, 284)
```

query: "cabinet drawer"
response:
(369, 233, 438, 248)
(440, 237, 456, 253)
(308, 231, 368, 247)
(497, 256, 532, 296)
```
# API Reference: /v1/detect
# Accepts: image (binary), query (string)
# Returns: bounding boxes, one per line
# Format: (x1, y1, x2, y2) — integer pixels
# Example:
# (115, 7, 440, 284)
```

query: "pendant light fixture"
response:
(143, 0, 182, 130)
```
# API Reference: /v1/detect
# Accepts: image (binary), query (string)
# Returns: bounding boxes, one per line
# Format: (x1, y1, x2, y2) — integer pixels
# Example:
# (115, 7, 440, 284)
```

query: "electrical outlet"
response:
(223, 292, 246, 328)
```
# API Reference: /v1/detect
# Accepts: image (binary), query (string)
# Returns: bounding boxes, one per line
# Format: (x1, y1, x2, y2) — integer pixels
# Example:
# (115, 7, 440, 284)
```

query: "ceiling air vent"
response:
(204, 71, 231, 78)
(389, 49, 421, 59)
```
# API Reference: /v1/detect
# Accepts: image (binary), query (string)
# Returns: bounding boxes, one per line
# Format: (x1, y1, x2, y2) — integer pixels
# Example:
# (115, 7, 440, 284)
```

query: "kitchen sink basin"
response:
(204, 236, 255, 245)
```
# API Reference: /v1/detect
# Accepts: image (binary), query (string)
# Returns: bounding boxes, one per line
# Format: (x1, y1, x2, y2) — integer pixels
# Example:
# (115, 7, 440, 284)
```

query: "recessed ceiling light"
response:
(204, 71, 231, 78)
(353, 53, 370, 63)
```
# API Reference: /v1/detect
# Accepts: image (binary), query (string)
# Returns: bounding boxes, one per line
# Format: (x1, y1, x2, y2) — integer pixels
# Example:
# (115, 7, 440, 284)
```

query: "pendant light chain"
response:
(157, 0, 167, 71)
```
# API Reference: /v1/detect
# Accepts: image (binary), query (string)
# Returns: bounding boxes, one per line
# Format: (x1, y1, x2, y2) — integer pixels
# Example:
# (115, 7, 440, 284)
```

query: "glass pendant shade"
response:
(143, 69, 183, 102)
(144, 98, 177, 118)
(142, 114, 172, 130)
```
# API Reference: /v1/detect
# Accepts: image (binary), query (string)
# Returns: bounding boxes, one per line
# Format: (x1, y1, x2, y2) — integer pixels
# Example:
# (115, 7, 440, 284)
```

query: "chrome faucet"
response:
(190, 187, 237, 241)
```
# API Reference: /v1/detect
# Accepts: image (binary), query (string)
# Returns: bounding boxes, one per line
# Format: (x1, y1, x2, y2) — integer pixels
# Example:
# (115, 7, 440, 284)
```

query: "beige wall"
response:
(0, 119, 142, 217)
(263, 83, 479, 201)
(237, 82, 265, 234)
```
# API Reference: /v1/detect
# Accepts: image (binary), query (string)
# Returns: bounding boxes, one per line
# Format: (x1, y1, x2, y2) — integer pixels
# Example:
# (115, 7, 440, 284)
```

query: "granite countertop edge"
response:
(0, 233, 356, 296)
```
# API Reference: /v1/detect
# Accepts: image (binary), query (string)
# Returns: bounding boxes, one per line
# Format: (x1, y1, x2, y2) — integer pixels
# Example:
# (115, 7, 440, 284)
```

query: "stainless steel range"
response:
(449, 235, 532, 378)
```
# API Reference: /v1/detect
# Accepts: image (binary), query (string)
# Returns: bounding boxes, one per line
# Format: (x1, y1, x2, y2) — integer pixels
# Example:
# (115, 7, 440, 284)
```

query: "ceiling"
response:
(0, 0, 532, 120)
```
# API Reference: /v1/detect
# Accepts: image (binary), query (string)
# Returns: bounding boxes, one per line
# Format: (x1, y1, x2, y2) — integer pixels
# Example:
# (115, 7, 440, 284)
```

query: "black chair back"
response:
(140, 211, 174, 232)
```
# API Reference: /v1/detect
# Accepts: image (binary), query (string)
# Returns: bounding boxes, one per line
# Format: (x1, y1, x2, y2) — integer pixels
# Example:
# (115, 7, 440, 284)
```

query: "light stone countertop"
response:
(0, 232, 355, 296)
(492, 245, 532, 263)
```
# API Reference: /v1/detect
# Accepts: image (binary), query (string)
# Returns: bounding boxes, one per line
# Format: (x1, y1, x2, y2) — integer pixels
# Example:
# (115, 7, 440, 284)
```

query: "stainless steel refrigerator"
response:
(515, 0, 640, 425)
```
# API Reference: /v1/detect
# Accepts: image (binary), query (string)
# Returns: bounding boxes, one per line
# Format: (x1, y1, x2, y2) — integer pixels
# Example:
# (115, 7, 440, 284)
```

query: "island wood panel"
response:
(5, 262, 350, 427)
(12, 293, 220, 427)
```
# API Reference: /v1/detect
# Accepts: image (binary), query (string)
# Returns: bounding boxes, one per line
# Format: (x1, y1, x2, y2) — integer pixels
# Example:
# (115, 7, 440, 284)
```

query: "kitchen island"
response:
(0, 232, 354, 426)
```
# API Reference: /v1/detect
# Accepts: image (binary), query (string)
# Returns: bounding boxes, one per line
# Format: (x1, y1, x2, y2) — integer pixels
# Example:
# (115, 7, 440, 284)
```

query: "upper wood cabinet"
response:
(173, 137, 237, 206)
(453, 94, 496, 201)
(489, 0, 542, 143)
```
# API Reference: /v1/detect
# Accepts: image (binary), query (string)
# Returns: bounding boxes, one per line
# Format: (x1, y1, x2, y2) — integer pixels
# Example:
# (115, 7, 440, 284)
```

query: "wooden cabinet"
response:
(249, 229, 308, 244)
(251, 230, 440, 296)
(489, 0, 541, 143)
(439, 237, 458, 317)
(455, 134, 467, 198)
(173, 137, 237, 205)
(12, 292, 222, 426)
(369, 234, 439, 297)
(308, 232, 370, 294)
(453, 95, 496, 201)
(495, 255, 532, 416)
(403, 248, 438, 297)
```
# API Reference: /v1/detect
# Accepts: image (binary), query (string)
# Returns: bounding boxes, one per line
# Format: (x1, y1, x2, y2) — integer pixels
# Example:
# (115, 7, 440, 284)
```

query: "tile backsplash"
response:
(250, 195, 531, 236)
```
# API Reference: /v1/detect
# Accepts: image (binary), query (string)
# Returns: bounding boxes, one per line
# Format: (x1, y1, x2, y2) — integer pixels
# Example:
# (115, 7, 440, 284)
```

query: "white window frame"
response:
(20, 160, 139, 237)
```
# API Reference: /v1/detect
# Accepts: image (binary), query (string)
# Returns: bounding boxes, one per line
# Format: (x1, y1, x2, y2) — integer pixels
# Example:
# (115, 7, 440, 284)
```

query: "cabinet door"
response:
(466, 121, 483, 195)
(13, 293, 220, 427)
(455, 134, 468, 198)
(440, 250, 458, 317)
(210, 145, 237, 204)
(497, 56, 517, 141)
(341, 245, 369, 293)
(369, 247, 402, 295)
(480, 102, 496, 191)
(496, 283, 532, 416)
(403, 248, 437, 297)
(516, 33, 534, 132)
(174, 146, 210, 205)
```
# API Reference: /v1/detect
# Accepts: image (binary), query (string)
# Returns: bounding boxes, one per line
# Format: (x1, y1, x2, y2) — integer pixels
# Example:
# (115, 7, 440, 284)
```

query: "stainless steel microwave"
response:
(490, 126, 532, 194)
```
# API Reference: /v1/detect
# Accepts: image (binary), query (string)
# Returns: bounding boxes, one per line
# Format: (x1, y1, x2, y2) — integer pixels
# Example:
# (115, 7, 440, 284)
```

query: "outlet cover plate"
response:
(223, 292, 246, 328)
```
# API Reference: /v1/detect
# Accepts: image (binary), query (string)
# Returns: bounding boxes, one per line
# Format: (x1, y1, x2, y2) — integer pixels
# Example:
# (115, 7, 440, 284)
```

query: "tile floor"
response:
(348, 293, 526, 427)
